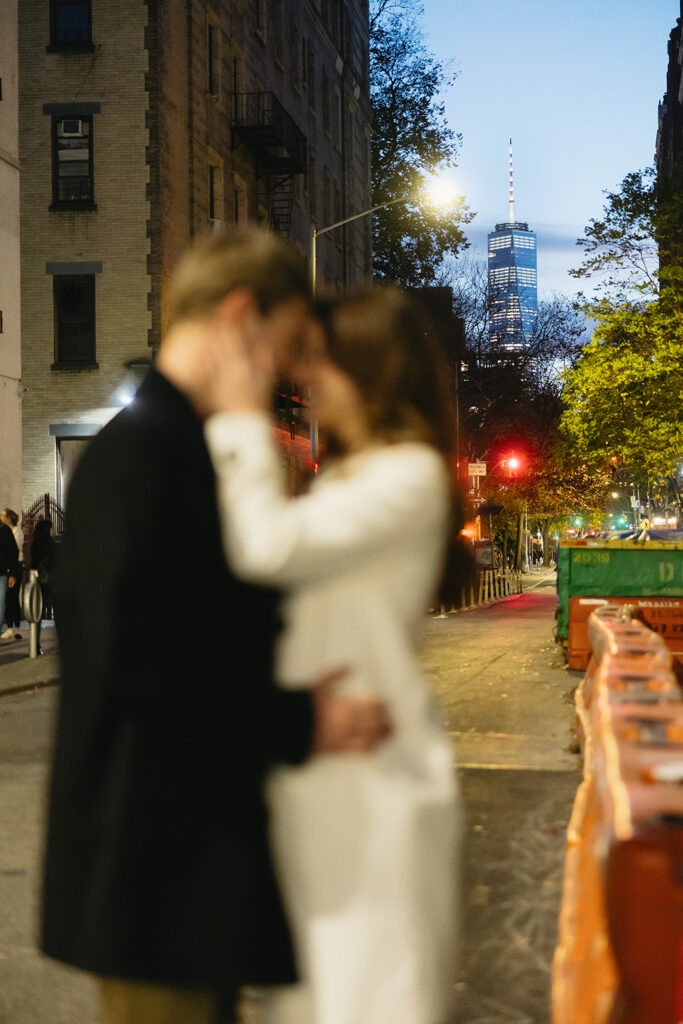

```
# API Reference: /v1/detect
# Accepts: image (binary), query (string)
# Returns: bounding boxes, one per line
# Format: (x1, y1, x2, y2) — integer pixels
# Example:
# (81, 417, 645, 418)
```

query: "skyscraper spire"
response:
(509, 137, 515, 226)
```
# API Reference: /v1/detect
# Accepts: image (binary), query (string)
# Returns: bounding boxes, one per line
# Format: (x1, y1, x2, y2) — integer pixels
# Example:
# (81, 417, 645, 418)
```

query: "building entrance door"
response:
(56, 438, 91, 508)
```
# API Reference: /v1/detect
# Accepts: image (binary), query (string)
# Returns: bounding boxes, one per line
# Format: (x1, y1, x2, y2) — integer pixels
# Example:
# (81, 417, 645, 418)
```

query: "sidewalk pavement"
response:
(0, 566, 558, 700)
(0, 623, 59, 698)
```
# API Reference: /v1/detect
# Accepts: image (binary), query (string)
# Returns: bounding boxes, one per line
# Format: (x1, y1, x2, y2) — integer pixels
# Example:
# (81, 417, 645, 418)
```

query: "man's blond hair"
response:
(164, 228, 310, 333)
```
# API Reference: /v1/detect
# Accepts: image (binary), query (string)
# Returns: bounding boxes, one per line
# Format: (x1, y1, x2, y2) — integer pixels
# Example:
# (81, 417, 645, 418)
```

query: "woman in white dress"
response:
(204, 287, 462, 1024)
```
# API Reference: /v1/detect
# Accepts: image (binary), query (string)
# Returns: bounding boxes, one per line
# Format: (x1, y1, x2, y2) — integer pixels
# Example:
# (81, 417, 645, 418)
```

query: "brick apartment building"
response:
(19, 0, 372, 508)
(656, 2, 683, 175)
(0, 0, 22, 512)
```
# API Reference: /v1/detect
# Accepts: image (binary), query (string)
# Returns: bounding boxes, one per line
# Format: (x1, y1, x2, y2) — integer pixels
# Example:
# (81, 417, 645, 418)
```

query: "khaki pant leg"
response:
(99, 977, 229, 1024)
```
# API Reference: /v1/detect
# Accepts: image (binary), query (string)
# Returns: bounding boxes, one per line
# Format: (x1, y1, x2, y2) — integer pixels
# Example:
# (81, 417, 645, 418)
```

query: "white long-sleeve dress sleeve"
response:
(205, 411, 450, 589)
(204, 411, 461, 1024)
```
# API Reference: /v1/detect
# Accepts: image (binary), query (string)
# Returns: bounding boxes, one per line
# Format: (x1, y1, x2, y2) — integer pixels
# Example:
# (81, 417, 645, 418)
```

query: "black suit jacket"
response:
(41, 369, 313, 988)
(0, 523, 19, 577)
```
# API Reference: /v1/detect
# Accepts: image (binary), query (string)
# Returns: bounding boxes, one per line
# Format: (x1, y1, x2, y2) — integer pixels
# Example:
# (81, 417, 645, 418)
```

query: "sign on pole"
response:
(468, 462, 487, 477)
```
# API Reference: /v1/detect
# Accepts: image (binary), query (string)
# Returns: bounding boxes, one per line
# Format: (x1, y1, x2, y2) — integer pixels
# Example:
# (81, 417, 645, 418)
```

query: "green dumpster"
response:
(556, 539, 683, 644)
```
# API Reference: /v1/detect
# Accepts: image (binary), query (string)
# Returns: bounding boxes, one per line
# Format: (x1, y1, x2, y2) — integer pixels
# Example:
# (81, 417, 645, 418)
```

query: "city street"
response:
(0, 573, 581, 1024)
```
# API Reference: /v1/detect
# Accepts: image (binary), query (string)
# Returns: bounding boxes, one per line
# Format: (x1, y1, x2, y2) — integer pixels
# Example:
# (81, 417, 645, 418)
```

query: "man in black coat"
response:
(41, 230, 389, 1023)
(0, 523, 19, 641)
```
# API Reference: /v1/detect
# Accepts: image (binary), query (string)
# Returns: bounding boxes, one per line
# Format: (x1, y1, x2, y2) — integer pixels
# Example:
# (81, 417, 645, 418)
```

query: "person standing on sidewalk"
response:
(41, 229, 390, 1024)
(1, 508, 24, 639)
(28, 518, 57, 653)
(0, 520, 19, 645)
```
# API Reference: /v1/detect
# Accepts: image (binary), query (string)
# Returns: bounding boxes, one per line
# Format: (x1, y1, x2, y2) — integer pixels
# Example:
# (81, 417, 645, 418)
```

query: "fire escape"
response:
(232, 92, 307, 239)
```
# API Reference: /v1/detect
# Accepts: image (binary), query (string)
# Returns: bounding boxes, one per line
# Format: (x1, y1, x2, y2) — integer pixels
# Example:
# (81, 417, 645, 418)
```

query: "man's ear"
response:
(213, 287, 255, 326)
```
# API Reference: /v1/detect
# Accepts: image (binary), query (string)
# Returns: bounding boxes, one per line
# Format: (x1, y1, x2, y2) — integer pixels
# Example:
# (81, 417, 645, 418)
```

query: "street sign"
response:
(468, 462, 487, 477)
(631, 496, 639, 508)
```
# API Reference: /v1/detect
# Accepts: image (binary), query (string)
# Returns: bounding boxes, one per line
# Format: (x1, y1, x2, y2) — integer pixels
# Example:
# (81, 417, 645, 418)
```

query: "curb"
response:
(0, 676, 60, 699)
(432, 591, 524, 617)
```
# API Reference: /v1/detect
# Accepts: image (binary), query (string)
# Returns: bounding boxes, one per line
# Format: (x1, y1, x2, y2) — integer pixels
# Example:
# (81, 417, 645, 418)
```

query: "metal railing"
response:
(232, 91, 307, 174)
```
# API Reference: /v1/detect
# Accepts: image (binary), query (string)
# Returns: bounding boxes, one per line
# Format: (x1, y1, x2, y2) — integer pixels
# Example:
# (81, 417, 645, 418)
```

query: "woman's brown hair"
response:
(319, 286, 454, 460)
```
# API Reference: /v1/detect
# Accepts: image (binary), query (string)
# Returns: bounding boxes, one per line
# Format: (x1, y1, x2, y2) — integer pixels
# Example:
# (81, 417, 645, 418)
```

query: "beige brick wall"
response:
(0, 0, 22, 511)
(19, 0, 150, 508)
(19, 0, 372, 509)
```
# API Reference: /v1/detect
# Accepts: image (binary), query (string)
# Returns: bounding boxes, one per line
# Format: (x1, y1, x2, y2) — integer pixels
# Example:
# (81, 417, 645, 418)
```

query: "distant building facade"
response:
(655, 2, 683, 282)
(0, 0, 22, 511)
(656, 2, 683, 174)
(487, 141, 537, 350)
(19, 0, 372, 508)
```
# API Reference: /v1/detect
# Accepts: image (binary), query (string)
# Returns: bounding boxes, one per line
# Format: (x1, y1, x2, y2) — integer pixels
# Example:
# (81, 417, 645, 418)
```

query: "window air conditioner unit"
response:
(61, 119, 84, 137)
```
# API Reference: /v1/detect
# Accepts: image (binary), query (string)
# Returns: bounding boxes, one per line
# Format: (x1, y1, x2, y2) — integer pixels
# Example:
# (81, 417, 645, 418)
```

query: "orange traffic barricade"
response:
(553, 606, 683, 1024)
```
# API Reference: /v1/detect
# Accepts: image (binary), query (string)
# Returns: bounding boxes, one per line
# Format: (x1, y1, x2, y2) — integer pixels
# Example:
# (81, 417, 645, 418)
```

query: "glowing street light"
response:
(310, 174, 463, 295)
(309, 175, 463, 455)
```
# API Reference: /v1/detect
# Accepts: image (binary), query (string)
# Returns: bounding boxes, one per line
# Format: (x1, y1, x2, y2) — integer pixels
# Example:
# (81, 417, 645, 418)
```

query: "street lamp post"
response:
(309, 196, 412, 459)
(475, 454, 523, 571)
(308, 181, 460, 457)
(311, 195, 414, 296)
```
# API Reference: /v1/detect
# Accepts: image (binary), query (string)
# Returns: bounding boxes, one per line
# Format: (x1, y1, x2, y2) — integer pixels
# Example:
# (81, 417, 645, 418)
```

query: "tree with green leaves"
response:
(561, 295, 683, 484)
(525, 458, 610, 564)
(569, 165, 683, 299)
(369, 0, 472, 285)
(569, 167, 659, 300)
(561, 167, 683, 508)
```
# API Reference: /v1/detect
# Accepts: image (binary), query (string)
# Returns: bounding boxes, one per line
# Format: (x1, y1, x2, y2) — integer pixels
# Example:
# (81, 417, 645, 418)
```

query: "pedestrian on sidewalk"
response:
(40, 228, 391, 1024)
(0, 508, 23, 640)
(0, 520, 19, 644)
(203, 286, 462, 1024)
(28, 518, 56, 653)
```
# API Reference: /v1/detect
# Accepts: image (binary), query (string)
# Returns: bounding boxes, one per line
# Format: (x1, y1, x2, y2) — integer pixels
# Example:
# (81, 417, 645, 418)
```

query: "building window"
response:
(0, 311, 3, 332)
(290, 25, 302, 90)
(53, 275, 96, 366)
(322, 73, 331, 135)
(307, 44, 315, 112)
(209, 156, 224, 229)
(233, 174, 248, 225)
(50, 0, 92, 47)
(254, 0, 266, 39)
(272, 0, 284, 65)
(51, 116, 94, 208)
(334, 185, 342, 245)
(308, 153, 316, 218)
(207, 19, 220, 97)
(334, 87, 342, 148)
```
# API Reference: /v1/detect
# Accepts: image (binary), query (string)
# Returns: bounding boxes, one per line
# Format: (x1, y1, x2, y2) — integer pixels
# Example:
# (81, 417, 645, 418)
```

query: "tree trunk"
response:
(542, 519, 552, 567)
(501, 526, 511, 568)
(514, 513, 524, 571)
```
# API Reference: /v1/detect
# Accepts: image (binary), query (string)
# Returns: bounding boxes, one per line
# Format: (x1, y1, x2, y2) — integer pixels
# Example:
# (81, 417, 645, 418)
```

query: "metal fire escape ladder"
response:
(232, 92, 307, 239)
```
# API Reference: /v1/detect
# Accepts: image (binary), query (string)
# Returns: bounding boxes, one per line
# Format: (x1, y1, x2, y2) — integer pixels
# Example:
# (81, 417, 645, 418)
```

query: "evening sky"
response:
(421, 1, 678, 297)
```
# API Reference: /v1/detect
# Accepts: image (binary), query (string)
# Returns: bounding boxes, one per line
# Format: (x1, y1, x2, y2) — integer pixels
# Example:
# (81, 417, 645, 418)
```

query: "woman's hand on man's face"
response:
(202, 306, 276, 416)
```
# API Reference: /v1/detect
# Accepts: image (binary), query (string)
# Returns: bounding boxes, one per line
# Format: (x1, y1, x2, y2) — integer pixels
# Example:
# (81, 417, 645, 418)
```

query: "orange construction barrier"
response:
(552, 605, 683, 1024)
(568, 595, 683, 676)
